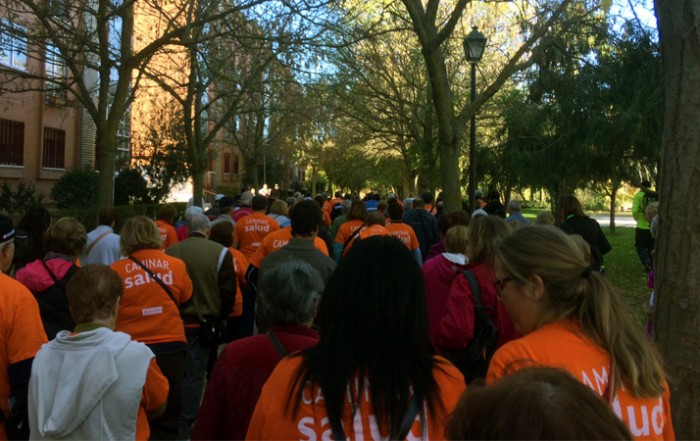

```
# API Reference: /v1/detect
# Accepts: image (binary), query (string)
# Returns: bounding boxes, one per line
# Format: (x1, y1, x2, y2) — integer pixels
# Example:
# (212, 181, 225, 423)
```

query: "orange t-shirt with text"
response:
(334, 219, 365, 246)
(486, 320, 674, 441)
(111, 249, 193, 345)
(344, 224, 390, 256)
(234, 212, 280, 258)
(246, 356, 465, 440)
(155, 220, 179, 251)
(249, 227, 329, 268)
(386, 223, 420, 251)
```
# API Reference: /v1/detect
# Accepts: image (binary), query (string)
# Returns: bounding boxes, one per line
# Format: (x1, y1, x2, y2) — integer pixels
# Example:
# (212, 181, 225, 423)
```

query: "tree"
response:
(653, 1, 700, 438)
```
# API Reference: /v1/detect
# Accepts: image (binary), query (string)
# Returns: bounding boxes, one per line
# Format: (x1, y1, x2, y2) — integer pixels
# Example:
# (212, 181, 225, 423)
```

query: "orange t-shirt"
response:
(228, 247, 248, 317)
(386, 223, 420, 251)
(155, 220, 179, 251)
(137, 358, 170, 440)
(334, 219, 365, 246)
(246, 356, 465, 440)
(343, 224, 390, 256)
(0, 273, 47, 437)
(111, 249, 193, 345)
(487, 320, 675, 441)
(249, 227, 329, 268)
(233, 212, 280, 258)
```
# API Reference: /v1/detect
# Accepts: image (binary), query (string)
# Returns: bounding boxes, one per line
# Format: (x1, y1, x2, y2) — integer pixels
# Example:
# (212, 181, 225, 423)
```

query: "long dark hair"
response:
(290, 236, 439, 437)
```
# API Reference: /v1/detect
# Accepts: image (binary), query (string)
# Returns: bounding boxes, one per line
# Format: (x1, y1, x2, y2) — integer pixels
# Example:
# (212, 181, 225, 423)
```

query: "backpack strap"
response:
(128, 256, 178, 306)
(462, 269, 483, 307)
(267, 330, 288, 359)
(40, 259, 60, 285)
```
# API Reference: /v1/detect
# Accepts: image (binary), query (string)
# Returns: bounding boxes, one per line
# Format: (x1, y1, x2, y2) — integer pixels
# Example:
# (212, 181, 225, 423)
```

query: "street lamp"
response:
(463, 26, 487, 212)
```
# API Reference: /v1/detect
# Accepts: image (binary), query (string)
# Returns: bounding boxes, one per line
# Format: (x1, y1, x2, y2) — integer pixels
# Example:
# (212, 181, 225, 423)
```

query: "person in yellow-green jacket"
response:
(632, 180, 657, 273)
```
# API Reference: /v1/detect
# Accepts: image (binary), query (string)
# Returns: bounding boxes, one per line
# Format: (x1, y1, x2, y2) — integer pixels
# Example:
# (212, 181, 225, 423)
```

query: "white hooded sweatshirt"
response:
(28, 327, 154, 440)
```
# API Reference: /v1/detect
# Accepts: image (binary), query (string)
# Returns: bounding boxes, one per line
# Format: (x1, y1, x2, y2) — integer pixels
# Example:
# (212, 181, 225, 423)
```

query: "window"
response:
(45, 44, 66, 80)
(0, 119, 24, 166)
(223, 153, 230, 174)
(0, 19, 27, 71)
(43, 127, 65, 168)
(233, 156, 239, 175)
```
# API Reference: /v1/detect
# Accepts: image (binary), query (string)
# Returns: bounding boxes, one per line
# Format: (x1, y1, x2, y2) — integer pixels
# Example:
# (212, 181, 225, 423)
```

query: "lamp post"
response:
(463, 26, 487, 212)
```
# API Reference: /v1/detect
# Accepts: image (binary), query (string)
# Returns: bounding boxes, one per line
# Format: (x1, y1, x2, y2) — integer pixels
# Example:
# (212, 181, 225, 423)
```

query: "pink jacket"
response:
(422, 254, 468, 349)
(433, 261, 519, 351)
(16, 258, 74, 293)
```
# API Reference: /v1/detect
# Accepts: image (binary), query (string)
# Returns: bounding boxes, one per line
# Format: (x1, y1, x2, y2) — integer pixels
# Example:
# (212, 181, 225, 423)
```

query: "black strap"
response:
(267, 331, 287, 358)
(40, 259, 60, 285)
(462, 269, 484, 307)
(128, 256, 178, 306)
(328, 395, 420, 440)
(342, 225, 364, 249)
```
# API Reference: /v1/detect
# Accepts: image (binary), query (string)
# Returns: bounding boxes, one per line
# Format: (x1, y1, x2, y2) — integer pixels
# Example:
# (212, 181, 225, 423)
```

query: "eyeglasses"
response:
(493, 276, 513, 295)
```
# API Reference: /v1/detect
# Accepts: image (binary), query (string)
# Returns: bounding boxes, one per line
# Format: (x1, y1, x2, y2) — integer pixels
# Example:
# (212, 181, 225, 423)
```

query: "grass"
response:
(603, 226, 651, 327)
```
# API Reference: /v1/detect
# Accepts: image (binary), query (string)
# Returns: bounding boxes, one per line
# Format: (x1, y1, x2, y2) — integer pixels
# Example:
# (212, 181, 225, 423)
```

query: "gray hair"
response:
(184, 205, 204, 221)
(508, 199, 523, 212)
(188, 213, 211, 235)
(341, 199, 352, 215)
(258, 261, 323, 325)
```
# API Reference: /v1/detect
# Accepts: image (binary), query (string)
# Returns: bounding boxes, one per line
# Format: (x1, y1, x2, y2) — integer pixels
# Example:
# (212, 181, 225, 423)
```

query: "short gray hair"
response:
(184, 205, 204, 221)
(258, 261, 323, 325)
(341, 200, 352, 215)
(188, 214, 211, 235)
(508, 200, 522, 212)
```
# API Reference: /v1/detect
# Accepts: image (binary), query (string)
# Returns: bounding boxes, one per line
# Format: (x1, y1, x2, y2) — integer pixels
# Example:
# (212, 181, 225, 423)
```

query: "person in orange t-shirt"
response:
(385, 200, 422, 264)
(332, 200, 367, 260)
(246, 236, 465, 440)
(487, 226, 674, 441)
(0, 216, 47, 440)
(29, 264, 168, 441)
(156, 205, 180, 251)
(111, 216, 193, 440)
(248, 227, 329, 269)
(343, 211, 390, 256)
(233, 195, 280, 258)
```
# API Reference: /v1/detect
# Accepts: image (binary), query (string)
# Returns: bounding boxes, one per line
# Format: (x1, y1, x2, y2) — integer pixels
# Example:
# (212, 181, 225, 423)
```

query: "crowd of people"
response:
(0, 183, 673, 440)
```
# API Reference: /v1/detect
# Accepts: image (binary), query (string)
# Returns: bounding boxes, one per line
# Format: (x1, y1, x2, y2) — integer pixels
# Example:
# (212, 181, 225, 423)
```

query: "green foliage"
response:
(50, 168, 99, 209)
(0, 181, 46, 214)
(114, 169, 151, 205)
(55, 202, 188, 232)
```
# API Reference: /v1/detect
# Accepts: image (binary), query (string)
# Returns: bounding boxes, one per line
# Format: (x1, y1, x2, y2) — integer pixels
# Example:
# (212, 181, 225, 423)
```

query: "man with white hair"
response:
(506, 199, 531, 225)
(0, 215, 47, 439)
(165, 214, 236, 440)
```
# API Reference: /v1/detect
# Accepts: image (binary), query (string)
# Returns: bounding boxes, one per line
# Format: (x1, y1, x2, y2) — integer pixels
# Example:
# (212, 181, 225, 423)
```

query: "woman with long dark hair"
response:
(246, 236, 465, 439)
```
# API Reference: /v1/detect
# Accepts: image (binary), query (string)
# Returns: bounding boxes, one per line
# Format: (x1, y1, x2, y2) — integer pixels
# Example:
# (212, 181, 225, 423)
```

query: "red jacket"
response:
(421, 253, 468, 349)
(191, 324, 319, 440)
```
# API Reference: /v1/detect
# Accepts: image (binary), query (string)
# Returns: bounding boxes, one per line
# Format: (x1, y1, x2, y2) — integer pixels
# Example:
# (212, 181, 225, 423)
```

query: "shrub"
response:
(0, 181, 46, 214)
(114, 169, 151, 205)
(51, 168, 99, 209)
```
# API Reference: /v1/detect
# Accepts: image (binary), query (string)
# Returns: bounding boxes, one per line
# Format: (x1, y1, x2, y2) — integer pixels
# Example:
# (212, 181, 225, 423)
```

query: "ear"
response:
(527, 274, 546, 302)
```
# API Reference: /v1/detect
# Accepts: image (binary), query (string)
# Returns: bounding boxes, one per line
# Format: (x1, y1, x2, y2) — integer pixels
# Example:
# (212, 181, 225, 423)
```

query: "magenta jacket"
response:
(422, 253, 468, 349)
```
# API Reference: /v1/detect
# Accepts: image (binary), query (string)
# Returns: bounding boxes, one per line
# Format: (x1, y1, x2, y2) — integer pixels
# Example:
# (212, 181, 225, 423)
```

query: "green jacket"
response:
(632, 190, 650, 230)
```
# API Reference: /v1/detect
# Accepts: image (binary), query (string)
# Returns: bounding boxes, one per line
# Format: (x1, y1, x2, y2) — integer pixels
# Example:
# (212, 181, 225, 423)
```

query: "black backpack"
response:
(441, 269, 498, 384)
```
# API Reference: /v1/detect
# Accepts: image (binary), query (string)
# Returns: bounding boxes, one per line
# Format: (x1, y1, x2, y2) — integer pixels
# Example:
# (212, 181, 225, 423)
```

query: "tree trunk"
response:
(609, 183, 617, 234)
(654, 1, 700, 438)
(95, 122, 120, 208)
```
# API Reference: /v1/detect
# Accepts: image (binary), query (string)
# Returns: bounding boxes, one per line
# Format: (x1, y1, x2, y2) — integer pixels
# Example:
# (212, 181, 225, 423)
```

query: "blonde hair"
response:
(45, 217, 87, 256)
(467, 215, 510, 264)
(535, 211, 554, 225)
(120, 216, 162, 255)
(494, 225, 665, 397)
(444, 225, 469, 255)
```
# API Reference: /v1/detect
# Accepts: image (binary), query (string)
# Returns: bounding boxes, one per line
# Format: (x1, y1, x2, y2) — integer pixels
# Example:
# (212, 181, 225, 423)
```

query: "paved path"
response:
(591, 214, 636, 228)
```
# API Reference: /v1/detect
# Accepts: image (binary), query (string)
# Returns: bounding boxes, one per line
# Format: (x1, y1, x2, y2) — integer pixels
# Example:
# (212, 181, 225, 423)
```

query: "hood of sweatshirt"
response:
(31, 328, 131, 438)
(15, 258, 74, 293)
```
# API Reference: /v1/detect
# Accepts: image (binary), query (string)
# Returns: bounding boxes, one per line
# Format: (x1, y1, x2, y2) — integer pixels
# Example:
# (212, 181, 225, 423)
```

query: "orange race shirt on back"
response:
(233, 212, 280, 258)
(111, 249, 193, 345)
(334, 220, 365, 246)
(246, 356, 465, 440)
(249, 227, 329, 268)
(487, 320, 674, 441)
(228, 247, 248, 317)
(386, 223, 420, 251)
(155, 220, 179, 251)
